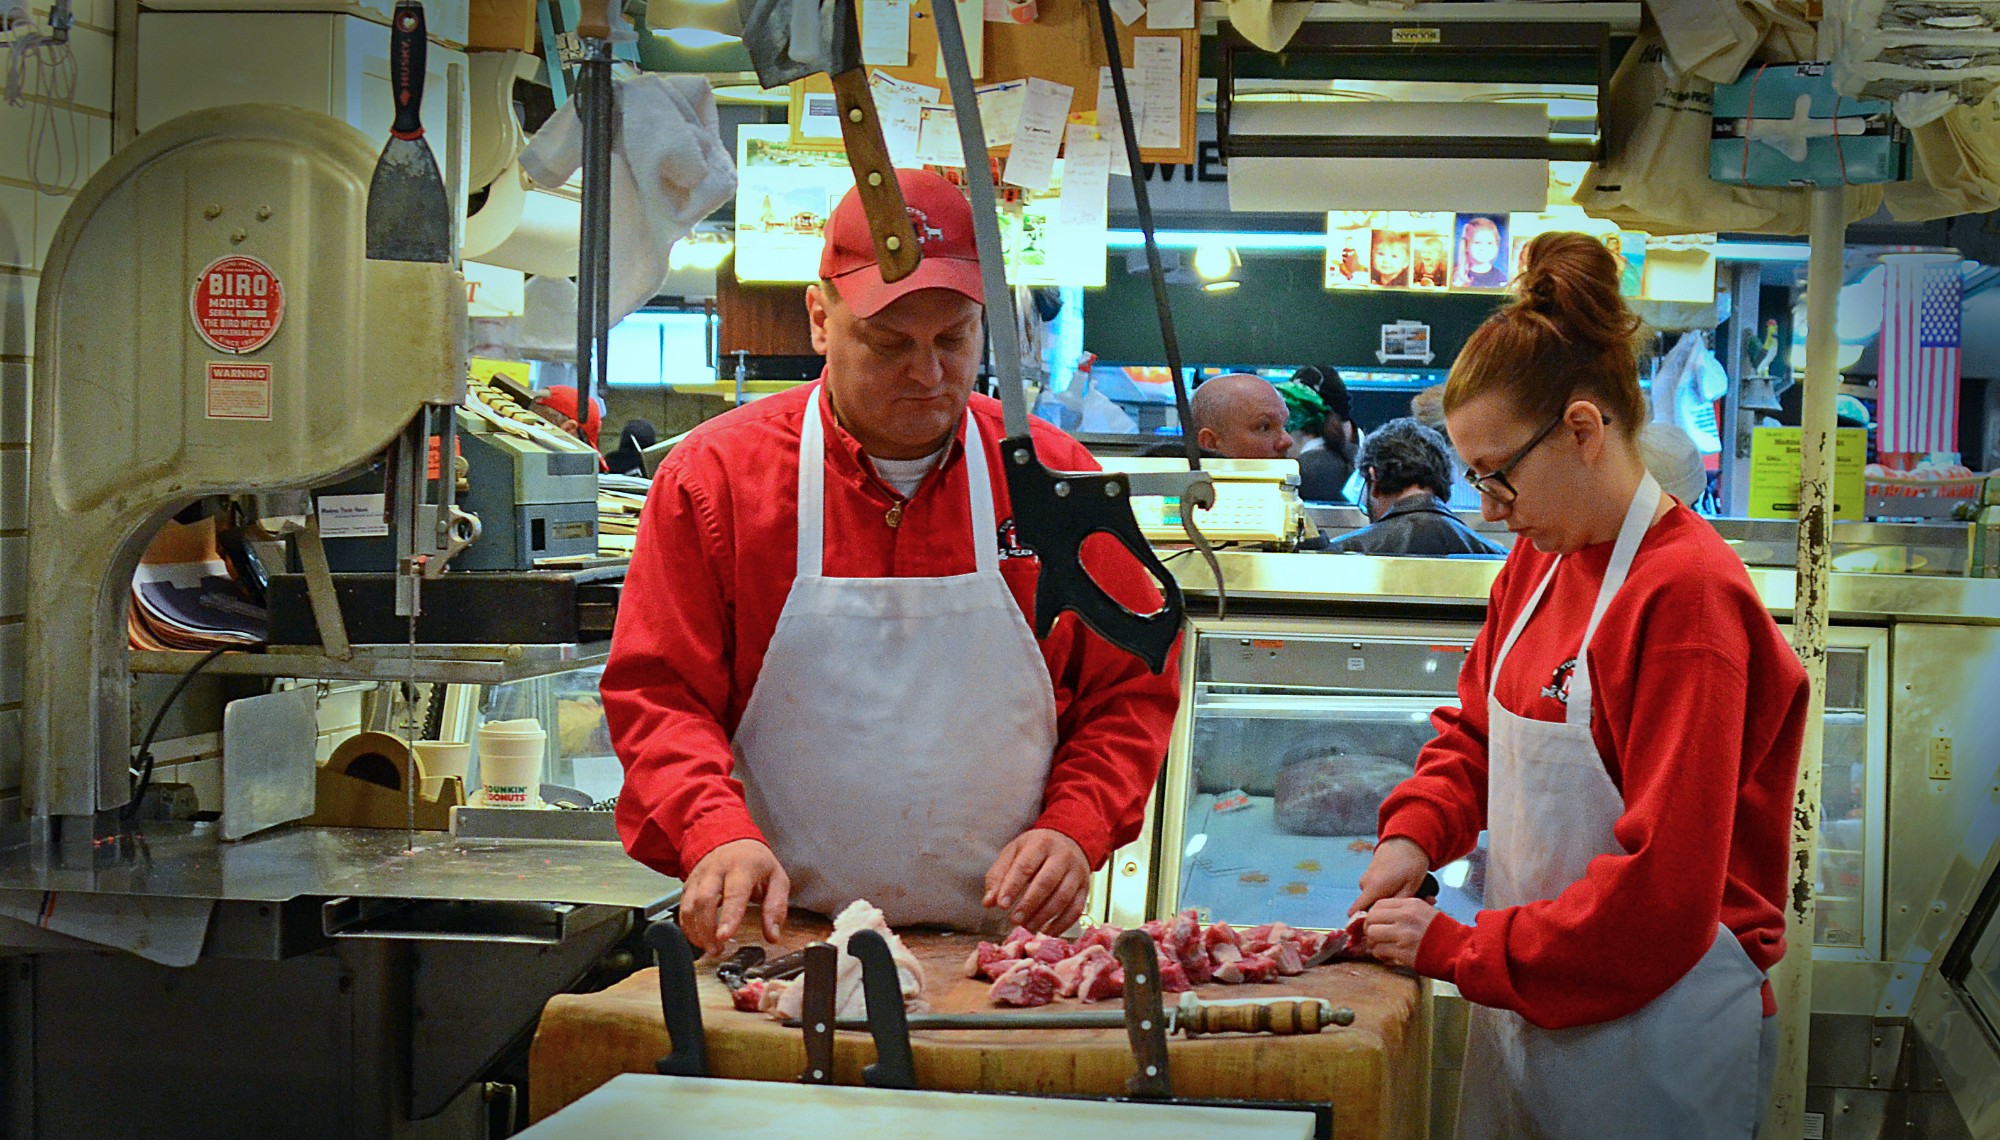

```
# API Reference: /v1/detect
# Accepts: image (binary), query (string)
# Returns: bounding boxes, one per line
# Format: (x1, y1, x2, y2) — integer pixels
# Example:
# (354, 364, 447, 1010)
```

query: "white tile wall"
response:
(1, 362, 24, 444)
(67, 29, 115, 112)
(0, 708, 18, 794)
(0, 275, 34, 358)
(0, 450, 24, 530)
(0, 536, 21, 617)
(0, 623, 20, 705)
(0, 186, 35, 270)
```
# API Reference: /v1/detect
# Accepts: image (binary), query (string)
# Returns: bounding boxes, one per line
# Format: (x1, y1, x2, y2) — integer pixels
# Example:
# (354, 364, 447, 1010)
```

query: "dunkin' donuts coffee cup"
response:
(476, 718, 545, 808)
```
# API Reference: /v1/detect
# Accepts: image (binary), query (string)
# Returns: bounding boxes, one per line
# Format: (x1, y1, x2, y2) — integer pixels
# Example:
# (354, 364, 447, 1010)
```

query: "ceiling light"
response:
(1192, 240, 1238, 281)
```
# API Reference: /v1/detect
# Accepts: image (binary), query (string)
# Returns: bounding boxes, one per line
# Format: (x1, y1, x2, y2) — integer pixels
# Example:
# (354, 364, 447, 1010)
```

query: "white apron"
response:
(730, 387, 1059, 929)
(1458, 473, 1767, 1140)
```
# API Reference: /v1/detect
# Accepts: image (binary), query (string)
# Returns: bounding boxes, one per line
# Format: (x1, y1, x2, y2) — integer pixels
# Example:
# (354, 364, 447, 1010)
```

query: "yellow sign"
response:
(1748, 427, 1867, 521)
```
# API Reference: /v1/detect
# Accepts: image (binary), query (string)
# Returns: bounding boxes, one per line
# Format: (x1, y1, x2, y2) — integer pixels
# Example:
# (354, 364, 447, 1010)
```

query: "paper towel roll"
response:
(465, 163, 581, 279)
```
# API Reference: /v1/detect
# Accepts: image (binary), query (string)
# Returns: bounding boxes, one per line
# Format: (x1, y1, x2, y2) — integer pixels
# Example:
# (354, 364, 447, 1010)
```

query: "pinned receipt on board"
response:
(1058, 120, 1112, 227)
(861, 0, 911, 66)
(976, 79, 1028, 149)
(1135, 36, 1182, 149)
(1003, 77, 1073, 191)
(872, 73, 938, 167)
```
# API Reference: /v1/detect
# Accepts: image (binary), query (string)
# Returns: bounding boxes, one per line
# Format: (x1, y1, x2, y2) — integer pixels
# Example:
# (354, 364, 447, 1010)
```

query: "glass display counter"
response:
(1116, 617, 1889, 961)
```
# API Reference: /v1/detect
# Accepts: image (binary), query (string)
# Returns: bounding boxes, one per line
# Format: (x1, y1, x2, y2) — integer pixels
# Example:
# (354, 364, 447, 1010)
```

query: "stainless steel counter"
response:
(0, 821, 677, 911)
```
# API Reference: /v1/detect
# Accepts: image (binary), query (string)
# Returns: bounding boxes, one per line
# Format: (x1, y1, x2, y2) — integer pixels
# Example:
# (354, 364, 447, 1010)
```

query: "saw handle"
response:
(1004, 441, 1185, 675)
(1181, 1000, 1351, 1038)
(829, 68, 922, 282)
(388, 0, 427, 140)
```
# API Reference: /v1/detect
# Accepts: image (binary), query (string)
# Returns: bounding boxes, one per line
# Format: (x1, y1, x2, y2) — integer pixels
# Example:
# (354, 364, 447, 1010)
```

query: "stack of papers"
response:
(599, 474, 651, 557)
(129, 517, 266, 651)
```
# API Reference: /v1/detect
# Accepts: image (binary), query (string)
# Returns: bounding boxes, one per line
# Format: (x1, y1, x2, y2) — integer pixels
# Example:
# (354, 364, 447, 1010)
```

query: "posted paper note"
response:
(935, 0, 984, 79)
(796, 87, 843, 141)
(1003, 77, 1073, 190)
(861, 0, 911, 66)
(1146, 0, 1194, 28)
(1135, 36, 1182, 150)
(915, 103, 966, 166)
(1109, 0, 1145, 24)
(1058, 121, 1112, 228)
(1096, 67, 1136, 175)
(871, 73, 938, 167)
(976, 79, 1028, 149)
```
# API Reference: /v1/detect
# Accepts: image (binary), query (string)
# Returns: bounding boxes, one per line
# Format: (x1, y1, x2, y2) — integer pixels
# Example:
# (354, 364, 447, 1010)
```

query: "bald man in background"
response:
(1188, 373, 1293, 459)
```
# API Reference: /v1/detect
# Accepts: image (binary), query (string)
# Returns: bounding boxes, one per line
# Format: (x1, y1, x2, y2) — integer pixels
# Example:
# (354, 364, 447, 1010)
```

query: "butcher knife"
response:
(645, 920, 711, 1077)
(364, 0, 451, 264)
(1305, 872, 1441, 969)
(736, 0, 921, 281)
(798, 942, 839, 1085)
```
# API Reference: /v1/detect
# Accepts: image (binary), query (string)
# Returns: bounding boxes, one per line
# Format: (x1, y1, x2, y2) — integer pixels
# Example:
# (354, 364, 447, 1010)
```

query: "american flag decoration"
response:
(1877, 256, 1962, 456)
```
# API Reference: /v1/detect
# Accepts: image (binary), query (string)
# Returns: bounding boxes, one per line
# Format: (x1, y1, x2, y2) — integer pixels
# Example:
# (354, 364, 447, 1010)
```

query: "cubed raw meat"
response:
(1078, 958, 1124, 1003)
(1073, 925, 1122, 954)
(1157, 959, 1192, 993)
(1271, 941, 1305, 976)
(1202, 921, 1241, 952)
(1241, 923, 1276, 945)
(1024, 934, 1071, 965)
(990, 960, 1061, 1007)
(1001, 926, 1037, 954)
(1053, 945, 1111, 997)
(731, 980, 768, 1013)
(1236, 954, 1279, 984)
(1163, 910, 1200, 957)
(1293, 930, 1327, 959)
(1141, 919, 1169, 942)
(965, 940, 1018, 980)
(1214, 961, 1244, 985)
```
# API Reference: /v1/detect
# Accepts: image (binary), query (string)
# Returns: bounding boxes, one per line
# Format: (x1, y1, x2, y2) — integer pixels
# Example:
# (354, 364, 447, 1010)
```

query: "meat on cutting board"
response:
(990, 959, 1061, 1007)
(765, 899, 927, 1023)
(974, 910, 1365, 1007)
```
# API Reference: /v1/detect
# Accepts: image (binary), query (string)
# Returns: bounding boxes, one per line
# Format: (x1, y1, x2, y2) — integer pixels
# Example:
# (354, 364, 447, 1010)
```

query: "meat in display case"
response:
(1111, 618, 1889, 961)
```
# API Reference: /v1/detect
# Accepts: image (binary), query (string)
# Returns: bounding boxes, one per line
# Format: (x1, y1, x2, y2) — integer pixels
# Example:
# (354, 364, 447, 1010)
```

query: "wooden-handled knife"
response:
(737, 0, 922, 282)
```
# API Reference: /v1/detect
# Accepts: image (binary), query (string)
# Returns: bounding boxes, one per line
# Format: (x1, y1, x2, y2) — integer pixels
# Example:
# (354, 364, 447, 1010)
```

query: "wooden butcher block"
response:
(530, 914, 1427, 1139)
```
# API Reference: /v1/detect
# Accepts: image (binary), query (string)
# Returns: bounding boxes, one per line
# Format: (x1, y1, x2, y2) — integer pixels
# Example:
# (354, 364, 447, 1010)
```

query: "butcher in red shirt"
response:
(1352, 233, 1808, 1139)
(602, 169, 1179, 954)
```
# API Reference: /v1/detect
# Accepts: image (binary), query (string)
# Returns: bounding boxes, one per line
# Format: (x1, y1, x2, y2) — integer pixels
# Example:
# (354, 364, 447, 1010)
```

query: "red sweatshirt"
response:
(1382, 503, 1807, 1029)
(602, 382, 1181, 881)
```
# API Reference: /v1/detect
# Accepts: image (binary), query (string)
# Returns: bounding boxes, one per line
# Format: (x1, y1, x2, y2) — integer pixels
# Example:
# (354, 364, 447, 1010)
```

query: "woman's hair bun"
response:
(1506, 232, 1638, 353)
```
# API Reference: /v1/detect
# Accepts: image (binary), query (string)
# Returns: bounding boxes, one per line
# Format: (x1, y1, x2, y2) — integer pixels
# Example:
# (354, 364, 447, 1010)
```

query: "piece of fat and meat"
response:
(766, 899, 928, 1022)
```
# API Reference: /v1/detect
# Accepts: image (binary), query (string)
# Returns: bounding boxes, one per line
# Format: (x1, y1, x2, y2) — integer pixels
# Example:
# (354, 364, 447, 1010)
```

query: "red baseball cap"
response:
(818, 168, 983, 319)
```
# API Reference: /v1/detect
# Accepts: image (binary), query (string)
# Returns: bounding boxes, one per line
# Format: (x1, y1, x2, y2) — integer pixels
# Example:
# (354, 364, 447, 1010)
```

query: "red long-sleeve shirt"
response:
(602, 382, 1181, 881)
(1383, 503, 1808, 1029)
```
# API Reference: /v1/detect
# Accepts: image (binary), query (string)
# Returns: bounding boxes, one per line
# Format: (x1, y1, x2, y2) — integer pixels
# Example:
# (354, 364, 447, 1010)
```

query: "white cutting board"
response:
(518, 1074, 1316, 1138)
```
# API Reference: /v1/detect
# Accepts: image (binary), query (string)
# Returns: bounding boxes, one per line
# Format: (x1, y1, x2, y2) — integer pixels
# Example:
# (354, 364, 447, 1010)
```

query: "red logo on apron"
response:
(190, 255, 285, 354)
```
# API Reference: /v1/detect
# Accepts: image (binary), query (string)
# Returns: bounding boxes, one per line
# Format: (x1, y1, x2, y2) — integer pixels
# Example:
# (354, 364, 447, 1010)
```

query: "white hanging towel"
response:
(520, 73, 738, 324)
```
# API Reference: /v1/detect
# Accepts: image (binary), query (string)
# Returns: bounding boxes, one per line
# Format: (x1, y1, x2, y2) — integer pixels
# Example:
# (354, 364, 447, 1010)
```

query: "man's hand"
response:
(983, 829, 1090, 934)
(1351, 837, 1432, 915)
(679, 839, 790, 955)
(1364, 897, 1438, 969)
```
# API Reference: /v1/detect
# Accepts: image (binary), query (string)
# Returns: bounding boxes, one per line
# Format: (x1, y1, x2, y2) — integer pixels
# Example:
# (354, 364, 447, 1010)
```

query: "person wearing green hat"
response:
(1291, 365, 1360, 503)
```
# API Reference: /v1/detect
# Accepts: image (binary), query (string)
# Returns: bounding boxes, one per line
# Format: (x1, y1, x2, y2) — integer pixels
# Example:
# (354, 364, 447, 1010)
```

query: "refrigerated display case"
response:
(1110, 615, 1891, 965)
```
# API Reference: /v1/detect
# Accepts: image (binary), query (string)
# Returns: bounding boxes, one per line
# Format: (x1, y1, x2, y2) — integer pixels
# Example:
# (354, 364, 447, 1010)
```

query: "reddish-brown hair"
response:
(1444, 232, 1646, 439)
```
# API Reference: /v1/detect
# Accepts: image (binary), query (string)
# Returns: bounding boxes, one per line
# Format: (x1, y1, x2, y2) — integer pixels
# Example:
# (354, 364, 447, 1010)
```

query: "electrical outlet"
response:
(1929, 736, 1954, 780)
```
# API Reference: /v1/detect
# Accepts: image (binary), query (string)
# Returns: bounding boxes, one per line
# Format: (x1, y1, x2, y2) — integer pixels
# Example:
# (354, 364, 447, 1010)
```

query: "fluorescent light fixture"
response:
(656, 26, 739, 47)
(1107, 229, 1326, 251)
(1712, 241, 1809, 262)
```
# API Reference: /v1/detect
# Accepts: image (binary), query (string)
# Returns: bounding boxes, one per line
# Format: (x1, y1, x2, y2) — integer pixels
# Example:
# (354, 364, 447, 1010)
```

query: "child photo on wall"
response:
(1371, 230, 1412, 288)
(1451, 214, 1510, 289)
(1410, 232, 1450, 288)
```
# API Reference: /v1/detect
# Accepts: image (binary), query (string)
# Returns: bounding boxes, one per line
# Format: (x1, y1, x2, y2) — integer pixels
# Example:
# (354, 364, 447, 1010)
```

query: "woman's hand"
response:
(1352, 837, 1431, 915)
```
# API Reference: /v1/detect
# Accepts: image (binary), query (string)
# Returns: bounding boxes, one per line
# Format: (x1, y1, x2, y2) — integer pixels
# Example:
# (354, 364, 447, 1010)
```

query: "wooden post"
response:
(1763, 184, 1845, 1139)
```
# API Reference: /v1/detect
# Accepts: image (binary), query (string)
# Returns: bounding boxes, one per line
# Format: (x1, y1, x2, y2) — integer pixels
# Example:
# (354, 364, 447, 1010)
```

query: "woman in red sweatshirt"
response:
(1353, 232, 1808, 1139)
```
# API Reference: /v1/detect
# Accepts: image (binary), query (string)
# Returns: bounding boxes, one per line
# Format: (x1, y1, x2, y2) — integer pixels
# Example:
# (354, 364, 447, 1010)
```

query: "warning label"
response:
(206, 361, 272, 420)
(190, 255, 285, 354)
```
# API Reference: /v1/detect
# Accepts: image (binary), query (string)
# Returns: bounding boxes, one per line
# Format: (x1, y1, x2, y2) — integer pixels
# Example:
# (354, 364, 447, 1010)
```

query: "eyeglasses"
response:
(1463, 414, 1567, 504)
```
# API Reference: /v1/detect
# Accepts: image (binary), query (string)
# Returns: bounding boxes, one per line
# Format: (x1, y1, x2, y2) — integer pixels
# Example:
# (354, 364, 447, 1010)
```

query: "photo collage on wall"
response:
(1324, 164, 1665, 299)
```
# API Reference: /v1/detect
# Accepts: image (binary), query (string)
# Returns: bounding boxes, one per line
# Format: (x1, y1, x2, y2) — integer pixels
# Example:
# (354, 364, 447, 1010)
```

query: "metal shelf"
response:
(130, 642, 612, 684)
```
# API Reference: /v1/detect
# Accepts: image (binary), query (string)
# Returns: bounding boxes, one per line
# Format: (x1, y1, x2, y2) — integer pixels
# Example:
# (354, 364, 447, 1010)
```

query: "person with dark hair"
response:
(1325, 418, 1504, 556)
(1351, 232, 1807, 1139)
(605, 419, 659, 477)
(1291, 365, 1358, 502)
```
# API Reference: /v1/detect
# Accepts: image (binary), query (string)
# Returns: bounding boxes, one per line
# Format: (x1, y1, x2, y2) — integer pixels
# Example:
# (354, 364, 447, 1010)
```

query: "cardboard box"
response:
(471, 0, 538, 51)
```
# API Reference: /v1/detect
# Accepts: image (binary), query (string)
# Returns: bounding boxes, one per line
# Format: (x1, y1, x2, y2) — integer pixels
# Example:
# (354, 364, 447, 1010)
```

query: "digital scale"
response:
(1098, 458, 1309, 546)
